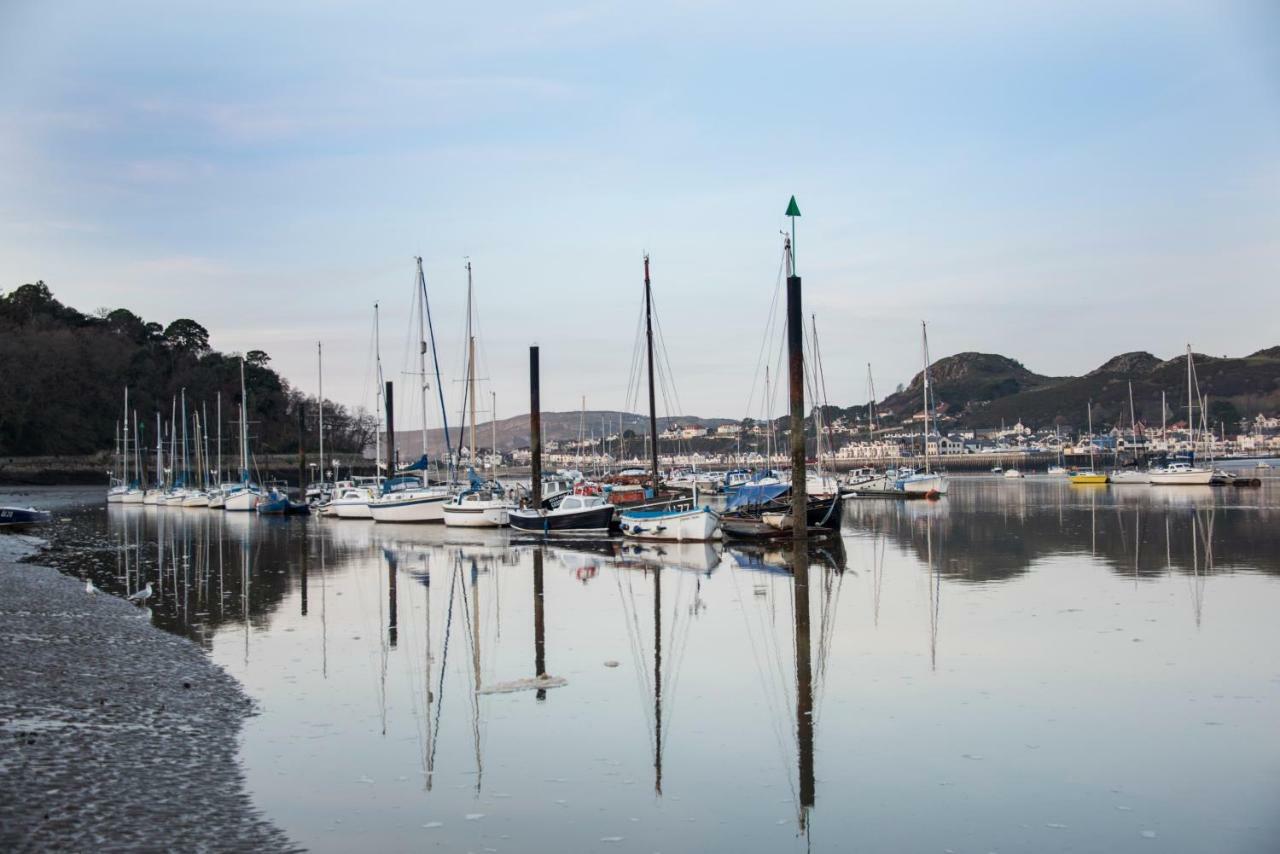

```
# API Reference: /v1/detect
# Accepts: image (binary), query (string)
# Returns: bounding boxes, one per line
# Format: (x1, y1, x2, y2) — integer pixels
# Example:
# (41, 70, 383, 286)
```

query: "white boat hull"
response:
(370, 493, 449, 523)
(900, 473, 948, 495)
(442, 502, 511, 527)
(224, 489, 260, 512)
(1110, 471, 1151, 485)
(334, 499, 374, 519)
(121, 489, 145, 504)
(620, 505, 721, 542)
(207, 492, 226, 509)
(1150, 468, 1214, 486)
(181, 492, 210, 508)
(163, 491, 189, 506)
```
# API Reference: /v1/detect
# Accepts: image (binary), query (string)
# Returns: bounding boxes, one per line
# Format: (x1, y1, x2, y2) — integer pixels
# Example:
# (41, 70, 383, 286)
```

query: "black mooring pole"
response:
(530, 347, 542, 507)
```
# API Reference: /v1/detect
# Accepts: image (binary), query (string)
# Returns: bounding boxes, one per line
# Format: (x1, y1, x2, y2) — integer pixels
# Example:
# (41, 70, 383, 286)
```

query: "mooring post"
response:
(786, 196, 807, 542)
(384, 381, 395, 475)
(530, 346, 542, 507)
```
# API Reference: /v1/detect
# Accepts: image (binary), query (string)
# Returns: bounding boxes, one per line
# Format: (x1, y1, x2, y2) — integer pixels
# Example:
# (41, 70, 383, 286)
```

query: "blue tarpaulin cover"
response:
(725, 483, 790, 511)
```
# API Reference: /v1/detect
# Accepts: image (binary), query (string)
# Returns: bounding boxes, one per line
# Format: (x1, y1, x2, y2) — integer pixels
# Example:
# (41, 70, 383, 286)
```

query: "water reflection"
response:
(22, 480, 1275, 852)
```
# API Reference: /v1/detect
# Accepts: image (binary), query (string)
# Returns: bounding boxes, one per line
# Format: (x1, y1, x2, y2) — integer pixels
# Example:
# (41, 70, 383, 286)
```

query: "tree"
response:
(246, 349, 271, 367)
(164, 318, 211, 353)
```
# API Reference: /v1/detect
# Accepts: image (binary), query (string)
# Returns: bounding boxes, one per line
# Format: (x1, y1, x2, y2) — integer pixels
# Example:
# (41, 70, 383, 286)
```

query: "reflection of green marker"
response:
(785, 195, 801, 275)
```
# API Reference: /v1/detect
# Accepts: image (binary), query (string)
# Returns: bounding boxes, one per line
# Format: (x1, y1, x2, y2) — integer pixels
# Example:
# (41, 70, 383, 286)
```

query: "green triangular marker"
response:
(785, 195, 801, 217)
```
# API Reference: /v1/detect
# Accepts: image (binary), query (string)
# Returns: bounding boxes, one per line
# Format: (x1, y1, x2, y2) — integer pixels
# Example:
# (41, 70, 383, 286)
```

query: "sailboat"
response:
(372, 258, 453, 523)
(443, 261, 515, 528)
(1068, 400, 1109, 484)
(618, 256, 722, 541)
(1151, 345, 1214, 485)
(224, 358, 264, 511)
(898, 322, 948, 496)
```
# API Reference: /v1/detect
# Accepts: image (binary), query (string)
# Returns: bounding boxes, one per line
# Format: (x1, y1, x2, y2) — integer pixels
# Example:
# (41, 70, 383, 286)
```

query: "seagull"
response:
(127, 582, 153, 605)
(85, 578, 97, 595)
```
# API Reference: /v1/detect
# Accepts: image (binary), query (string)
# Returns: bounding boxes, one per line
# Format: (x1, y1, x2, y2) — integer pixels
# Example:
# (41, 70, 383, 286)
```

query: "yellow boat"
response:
(1068, 471, 1110, 485)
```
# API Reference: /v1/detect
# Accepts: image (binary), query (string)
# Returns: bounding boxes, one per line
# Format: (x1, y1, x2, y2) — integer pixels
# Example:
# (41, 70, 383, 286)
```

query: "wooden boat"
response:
(617, 255, 721, 542)
(722, 489, 842, 540)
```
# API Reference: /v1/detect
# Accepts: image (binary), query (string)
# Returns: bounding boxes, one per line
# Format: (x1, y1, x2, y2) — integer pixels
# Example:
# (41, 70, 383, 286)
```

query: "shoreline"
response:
(0, 533, 297, 852)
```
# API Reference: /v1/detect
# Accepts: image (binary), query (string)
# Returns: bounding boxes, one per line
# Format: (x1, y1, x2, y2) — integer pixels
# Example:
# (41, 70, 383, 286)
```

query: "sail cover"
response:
(725, 483, 790, 511)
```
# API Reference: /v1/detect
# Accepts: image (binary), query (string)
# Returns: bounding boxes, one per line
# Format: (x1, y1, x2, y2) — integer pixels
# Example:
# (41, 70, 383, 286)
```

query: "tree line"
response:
(0, 282, 376, 457)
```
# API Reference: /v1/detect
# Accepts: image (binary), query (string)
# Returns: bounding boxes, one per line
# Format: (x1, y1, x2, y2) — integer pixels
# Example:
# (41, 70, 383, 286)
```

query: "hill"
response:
(0, 282, 372, 456)
(879, 352, 1061, 419)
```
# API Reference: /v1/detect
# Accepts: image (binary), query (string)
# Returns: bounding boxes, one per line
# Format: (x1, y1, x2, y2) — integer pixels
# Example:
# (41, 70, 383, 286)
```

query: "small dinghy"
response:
(0, 506, 53, 527)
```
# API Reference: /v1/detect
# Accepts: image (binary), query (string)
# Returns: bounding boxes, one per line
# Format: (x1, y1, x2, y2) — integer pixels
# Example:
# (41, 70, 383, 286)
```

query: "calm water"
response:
(16, 478, 1280, 853)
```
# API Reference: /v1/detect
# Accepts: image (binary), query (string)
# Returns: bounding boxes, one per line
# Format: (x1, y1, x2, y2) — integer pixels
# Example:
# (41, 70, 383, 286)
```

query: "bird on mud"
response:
(126, 582, 153, 606)
(85, 577, 97, 595)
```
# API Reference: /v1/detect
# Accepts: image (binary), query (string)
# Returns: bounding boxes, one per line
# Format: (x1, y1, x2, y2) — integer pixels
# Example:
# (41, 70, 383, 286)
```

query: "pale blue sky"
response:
(2, 1, 1277, 427)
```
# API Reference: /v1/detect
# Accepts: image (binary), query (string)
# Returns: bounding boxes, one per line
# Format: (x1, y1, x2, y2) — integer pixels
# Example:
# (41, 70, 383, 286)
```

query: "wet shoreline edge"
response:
(0, 535, 298, 852)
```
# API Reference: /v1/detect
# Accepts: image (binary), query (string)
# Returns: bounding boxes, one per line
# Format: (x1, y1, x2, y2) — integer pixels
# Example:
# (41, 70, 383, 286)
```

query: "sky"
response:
(1, 0, 1278, 430)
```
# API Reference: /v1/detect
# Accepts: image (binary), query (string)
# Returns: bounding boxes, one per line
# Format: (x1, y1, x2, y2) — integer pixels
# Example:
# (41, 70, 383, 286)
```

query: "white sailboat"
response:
(371, 257, 453, 523)
(443, 261, 514, 528)
(619, 255, 721, 541)
(899, 322, 948, 497)
(224, 359, 263, 511)
(1151, 346, 1214, 486)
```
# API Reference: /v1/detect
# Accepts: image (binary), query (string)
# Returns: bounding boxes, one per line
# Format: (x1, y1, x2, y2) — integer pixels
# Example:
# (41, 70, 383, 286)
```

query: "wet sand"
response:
(0, 517, 296, 851)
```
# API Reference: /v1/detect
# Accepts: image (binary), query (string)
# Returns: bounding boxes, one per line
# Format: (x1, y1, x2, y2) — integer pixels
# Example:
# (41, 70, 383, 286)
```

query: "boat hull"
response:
(207, 492, 226, 509)
(121, 489, 145, 504)
(900, 473, 948, 495)
(1150, 468, 1214, 486)
(369, 493, 448, 523)
(1068, 473, 1110, 485)
(224, 489, 261, 512)
(509, 504, 615, 534)
(333, 499, 374, 519)
(442, 503, 511, 527)
(620, 505, 721, 542)
(1110, 471, 1150, 485)
(0, 506, 52, 527)
(181, 492, 210, 508)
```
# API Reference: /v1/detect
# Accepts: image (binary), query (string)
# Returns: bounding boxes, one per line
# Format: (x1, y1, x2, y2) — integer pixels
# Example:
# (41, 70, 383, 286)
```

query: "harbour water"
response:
(17, 479, 1280, 853)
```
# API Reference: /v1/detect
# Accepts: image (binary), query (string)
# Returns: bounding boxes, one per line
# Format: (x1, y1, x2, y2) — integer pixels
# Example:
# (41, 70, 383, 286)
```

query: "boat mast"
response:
(216, 393, 222, 485)
(921, 322, 932, 475)
(170, 396, 177, 486)
(133, 409, 141, 487)
(155, 411, 162, 489)
(416, 258, 453, 476)
(413, 263, 430, 482)
(644, 255, 660, 494)
(1186, 344, 1194, 460)
(491, 391, 498, 474)
(1087, 400, 1096, 471)
(465, 261, 478, 468)
(317, 342, 324, 486)
(202, 402, 211, 488)
(122, 387, 130, 487)
(867, 362, 877, 437)
(374, 303, 383, 478)
(239, 359, 248, 481)
(181, 388, 189, 487)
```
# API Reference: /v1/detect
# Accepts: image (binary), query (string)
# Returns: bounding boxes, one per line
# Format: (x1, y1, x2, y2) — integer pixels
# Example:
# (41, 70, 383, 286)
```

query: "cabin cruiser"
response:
(223, 482, 263, 511)
(327, 478, 381, 518)
(369, 476, 451, 523)
(1149, 461, 1214, 486)
(442, 481, 516, 528)
(895, 467, 949, 496)
(509, 493, 616, 535)
(0, 505, 53, 527)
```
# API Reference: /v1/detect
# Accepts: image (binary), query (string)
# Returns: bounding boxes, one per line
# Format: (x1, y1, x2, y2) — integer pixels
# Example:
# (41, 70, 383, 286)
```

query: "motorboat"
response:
(1002, 468, 1025, 479)
(1150, 461, 1214, 486)
(619, 498, 721, 541)
(509, 493, 616, 535)
(328, 479, 380, 518)
(442, 483, 515, 528)
(0, 506, 53, 527)
(1068, 470, 1109, 485)
(369, 476, 451, 523)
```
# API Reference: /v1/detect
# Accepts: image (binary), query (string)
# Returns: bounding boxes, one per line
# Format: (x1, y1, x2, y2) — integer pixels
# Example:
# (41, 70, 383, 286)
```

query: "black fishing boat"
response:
(721, 483, 842, 540)
(509, 492, 615, 535)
